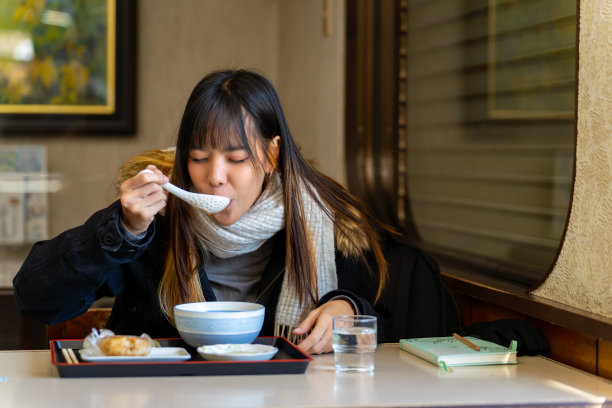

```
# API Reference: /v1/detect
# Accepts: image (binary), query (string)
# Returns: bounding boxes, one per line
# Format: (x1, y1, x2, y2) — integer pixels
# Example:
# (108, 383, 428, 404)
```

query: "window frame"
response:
(344, 0, 612, 342)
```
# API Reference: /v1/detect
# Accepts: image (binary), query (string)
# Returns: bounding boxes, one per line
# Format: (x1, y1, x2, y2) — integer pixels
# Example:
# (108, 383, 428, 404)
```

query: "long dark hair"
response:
(159, 69, 388, 322)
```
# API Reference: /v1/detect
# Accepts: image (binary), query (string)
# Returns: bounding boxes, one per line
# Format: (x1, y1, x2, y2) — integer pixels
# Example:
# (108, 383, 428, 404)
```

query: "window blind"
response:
(400, 0, 576, 271)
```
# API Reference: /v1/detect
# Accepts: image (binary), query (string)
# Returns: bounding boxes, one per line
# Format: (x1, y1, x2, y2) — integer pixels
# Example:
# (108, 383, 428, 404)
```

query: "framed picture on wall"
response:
(486, 0, 576, 120)
(0, 0, 136, 134)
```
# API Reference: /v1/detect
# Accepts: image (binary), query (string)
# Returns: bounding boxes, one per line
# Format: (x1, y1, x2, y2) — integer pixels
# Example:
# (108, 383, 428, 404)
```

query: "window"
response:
(398, 0, 576, 284)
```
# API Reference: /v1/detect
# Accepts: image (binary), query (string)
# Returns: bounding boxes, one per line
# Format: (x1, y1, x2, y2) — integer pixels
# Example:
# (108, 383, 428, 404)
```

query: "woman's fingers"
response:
(297, 324, 332, 355)
(294, 299, 354, 355)
(119, 165, 169, 234)
(122, 165, 169, 191)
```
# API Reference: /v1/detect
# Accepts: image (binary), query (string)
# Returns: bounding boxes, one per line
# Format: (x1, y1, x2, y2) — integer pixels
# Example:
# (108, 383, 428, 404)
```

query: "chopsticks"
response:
(61, 348, 79, 364)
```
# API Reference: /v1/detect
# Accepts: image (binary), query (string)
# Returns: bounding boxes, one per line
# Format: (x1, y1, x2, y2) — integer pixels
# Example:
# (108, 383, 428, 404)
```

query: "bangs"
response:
(191, 102, 251, 153)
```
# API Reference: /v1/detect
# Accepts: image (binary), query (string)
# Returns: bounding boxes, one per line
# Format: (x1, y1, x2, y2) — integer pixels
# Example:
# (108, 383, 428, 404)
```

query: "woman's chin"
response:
(211, 211, 236, 226)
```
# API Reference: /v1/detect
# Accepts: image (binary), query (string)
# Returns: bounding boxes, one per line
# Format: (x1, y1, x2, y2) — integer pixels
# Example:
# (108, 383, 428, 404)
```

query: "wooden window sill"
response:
(441, 264, 612, 343)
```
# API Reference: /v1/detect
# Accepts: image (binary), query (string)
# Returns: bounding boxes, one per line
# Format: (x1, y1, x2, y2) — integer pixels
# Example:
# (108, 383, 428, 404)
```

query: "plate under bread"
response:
(79, 347, 191, 362)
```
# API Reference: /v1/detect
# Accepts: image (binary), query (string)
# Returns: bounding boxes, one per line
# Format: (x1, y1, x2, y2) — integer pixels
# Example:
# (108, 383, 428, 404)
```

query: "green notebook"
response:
(399, 336, 518, 368)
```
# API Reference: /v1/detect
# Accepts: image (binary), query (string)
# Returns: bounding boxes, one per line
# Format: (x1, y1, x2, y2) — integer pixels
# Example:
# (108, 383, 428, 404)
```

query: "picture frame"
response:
(486, 0, 576, 120)
(0, 0, 136, 134)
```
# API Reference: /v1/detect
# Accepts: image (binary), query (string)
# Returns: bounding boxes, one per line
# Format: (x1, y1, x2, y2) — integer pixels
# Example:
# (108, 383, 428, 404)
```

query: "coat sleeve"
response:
(12, 200, 155, 325)
(320, 253, 389, 342)
(329, 233, 461, 343)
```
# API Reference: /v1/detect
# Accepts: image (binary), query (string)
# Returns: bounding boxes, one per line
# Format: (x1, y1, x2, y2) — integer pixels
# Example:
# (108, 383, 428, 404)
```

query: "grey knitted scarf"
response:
(195, 173, 337, 342)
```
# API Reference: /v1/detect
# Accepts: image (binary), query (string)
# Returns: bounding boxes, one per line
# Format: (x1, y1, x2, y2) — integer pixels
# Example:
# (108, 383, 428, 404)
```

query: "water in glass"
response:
(332, 315, 377, 372)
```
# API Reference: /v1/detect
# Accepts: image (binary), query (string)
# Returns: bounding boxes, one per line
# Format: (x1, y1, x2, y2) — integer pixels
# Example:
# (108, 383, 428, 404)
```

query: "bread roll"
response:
(98, 335, 153, 356)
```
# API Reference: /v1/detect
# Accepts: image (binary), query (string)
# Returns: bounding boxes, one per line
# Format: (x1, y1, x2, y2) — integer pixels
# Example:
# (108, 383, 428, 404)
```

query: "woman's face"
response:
(187, 135, 280, 226)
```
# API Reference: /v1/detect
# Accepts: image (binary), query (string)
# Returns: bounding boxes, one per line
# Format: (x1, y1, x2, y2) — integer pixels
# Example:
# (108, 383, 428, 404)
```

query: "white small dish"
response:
(79, 347, 191, 362)
(197, 344, 278, 361)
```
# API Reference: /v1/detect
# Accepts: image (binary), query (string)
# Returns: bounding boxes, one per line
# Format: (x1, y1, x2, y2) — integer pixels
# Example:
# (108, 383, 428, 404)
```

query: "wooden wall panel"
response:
(530, 320, 597, 375)
(600, 339, 612, 380)
(453, 293, 472, 327)
(455, 293, 604, 378)
(468, 299, 527, 323)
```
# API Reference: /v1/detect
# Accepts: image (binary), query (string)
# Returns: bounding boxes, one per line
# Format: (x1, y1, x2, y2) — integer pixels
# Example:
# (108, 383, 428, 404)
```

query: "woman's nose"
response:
(207, 159, 227, 186)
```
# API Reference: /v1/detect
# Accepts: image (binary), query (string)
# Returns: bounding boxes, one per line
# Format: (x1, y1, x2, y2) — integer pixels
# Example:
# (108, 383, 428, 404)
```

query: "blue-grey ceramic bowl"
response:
(173, 301, 265, 347)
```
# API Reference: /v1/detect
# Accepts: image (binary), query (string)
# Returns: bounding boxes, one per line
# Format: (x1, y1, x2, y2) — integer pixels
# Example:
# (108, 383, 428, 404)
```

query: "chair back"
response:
(46, 308, 112, 344)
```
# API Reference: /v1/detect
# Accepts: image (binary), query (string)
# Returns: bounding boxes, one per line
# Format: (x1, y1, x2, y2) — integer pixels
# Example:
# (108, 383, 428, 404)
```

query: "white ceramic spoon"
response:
(138, 169, 230, 213)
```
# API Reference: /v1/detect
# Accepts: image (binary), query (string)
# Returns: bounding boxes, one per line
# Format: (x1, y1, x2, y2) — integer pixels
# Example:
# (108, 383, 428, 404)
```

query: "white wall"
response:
(277, 0, 346, 185)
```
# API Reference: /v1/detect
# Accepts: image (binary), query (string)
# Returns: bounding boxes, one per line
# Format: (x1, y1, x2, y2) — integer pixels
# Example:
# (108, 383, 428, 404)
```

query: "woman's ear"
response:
(266, 136, 281, 173)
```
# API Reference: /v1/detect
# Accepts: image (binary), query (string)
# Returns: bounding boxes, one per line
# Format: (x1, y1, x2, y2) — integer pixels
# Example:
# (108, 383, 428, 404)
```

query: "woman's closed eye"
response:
(189, 148, 250, 164)
(191, 156, 247, 164)
(189, 149, 207, 162)
(226, 150, 250, 164)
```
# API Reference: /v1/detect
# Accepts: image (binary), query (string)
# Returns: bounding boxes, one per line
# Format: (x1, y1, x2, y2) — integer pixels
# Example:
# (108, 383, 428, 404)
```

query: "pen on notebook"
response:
(453, 333, 480, 351)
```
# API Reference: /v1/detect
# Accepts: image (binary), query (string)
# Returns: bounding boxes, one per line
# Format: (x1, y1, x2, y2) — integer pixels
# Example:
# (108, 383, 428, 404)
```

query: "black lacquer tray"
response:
(51, 336, 312, 378)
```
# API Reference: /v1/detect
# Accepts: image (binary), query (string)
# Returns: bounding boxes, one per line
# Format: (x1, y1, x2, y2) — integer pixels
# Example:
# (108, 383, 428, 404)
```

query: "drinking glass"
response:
(332, 315, 377, 372)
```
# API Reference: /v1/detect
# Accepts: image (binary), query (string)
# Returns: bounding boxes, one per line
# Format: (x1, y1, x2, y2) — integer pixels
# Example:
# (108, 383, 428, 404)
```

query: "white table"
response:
(1, 343, 612, 407)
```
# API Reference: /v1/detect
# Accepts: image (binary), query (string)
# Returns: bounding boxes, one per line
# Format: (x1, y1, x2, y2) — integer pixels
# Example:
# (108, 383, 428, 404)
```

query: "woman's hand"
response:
(119, 165, 169, 235)
(292, 299, 355, 355)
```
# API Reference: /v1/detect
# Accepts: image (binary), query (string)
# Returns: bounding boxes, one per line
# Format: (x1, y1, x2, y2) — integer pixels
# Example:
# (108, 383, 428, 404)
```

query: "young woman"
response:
(13, 69, 389, 354)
